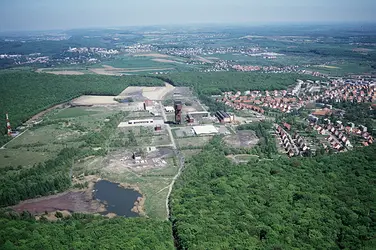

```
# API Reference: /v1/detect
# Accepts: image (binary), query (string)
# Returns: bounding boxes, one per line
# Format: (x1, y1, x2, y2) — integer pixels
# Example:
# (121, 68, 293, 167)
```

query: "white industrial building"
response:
(164, 106, 175, 112)
(118, 119, 164, 127)
(192, 125, 219, 135)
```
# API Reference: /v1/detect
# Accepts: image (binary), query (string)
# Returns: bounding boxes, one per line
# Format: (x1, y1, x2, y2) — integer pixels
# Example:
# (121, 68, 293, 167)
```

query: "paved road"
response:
(159, 101, 185, 219)
(159, 101, 177, 149)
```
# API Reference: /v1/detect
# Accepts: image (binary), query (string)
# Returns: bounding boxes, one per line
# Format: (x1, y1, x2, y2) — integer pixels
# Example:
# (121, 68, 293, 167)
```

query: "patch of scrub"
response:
(51, 107, 99, 119)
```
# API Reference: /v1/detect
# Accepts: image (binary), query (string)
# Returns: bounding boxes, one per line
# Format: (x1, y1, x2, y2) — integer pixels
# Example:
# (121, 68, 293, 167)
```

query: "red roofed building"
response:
(283, 122, 291, 131)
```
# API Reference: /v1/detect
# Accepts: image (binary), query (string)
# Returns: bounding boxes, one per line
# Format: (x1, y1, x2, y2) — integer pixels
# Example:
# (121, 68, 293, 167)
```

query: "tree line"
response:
(170, 137, 376, 249)
(0, 214, 174, 250)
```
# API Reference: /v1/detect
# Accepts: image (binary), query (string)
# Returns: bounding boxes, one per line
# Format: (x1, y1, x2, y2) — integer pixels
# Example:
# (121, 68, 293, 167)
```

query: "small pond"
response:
(93, 180, 141, 217)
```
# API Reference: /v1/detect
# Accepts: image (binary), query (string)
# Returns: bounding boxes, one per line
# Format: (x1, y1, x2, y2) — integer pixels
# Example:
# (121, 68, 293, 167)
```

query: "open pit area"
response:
(70, 95, 119, 106)
(12, 190, 104, 215)
(103, 147, 174, 174)
(117, 82, 175, 101)
(36, 68, 86, 75)
(89, 65, 173, 76)
(224, 130, 260, 148)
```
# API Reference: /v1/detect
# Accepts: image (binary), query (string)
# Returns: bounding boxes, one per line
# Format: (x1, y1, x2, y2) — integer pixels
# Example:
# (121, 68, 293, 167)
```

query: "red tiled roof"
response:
(283, 122, 291, 130)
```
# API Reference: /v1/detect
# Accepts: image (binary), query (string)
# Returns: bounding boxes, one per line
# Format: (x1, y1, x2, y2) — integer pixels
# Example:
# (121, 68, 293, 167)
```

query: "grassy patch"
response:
(176, 136, 212, 149)
(50, 107, 99, 119)
(0, 149, 50, 168)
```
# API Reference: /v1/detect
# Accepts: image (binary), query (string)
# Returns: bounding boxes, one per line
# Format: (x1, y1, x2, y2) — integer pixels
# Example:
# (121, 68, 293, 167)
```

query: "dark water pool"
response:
(93, 180, 141, 217)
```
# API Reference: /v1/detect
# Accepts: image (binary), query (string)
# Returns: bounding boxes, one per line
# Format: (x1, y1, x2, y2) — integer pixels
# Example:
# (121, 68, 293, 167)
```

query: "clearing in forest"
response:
(223, 130, 259, 148)
(70, 95, 118, 105)
(89, 65, 173, 75)
(134, 53, 170, 58)
(117, 82, 175, 101)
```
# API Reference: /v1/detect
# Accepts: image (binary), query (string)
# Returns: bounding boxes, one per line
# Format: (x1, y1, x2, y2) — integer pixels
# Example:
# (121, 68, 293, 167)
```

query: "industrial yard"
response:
(1, 82, 248, 219)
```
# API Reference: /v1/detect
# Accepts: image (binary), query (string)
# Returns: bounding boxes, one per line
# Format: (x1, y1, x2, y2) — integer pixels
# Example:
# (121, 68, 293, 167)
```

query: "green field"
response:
(1, 106, 119, 168)
(176, 136, 212, 149)
(306, 61, 376, 76)
(0, 149, 50, 168)
(50, 107, 99, 119)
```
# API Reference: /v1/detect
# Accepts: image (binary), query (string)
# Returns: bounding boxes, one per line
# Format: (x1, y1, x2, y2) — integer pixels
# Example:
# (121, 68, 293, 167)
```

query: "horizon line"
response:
(1, 21, 376, 34)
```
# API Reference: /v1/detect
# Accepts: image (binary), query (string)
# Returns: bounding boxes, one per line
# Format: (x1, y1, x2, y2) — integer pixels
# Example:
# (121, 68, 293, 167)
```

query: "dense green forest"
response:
(0, 71, 164, 145)
(0, 215, 174, 250)
(171, 137, 376, 249)
(158, 72, 322, 95)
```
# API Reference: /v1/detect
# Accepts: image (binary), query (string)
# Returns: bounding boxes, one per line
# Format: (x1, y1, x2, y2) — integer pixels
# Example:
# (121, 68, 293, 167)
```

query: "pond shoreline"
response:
(10, 176, 146, 219)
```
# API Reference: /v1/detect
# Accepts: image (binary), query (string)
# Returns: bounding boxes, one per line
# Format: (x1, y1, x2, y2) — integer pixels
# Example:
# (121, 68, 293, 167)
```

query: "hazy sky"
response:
(1, 0, 375, 31)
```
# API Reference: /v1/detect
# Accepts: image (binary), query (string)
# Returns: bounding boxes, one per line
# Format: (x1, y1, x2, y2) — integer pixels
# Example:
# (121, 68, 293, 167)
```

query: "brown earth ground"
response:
(12, 190, 105, 215)
(89, 65, 173, 75)
(35, 210, 72, 221)
(11, 176, 146, 218)
(70, 95, 118, 106)
(134, 53, 170, 58)
(224, 130, 259, 148)
(195, 56, 213, 63)
(25, 103, 68, 125)
(43, 70, 85, 75)
(12, 176, 104, 215)
(353, 48, 374, 53)
(152, 58, 182, 64)
(117, 82, 175, 100)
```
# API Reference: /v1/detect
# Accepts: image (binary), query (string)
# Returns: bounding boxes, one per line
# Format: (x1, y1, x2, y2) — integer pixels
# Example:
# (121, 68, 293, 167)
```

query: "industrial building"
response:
(216, 111, 234, 123)
(188, 111, 210, 117)
(164, 106, 175, 113)
(118, 119, 164, 127)
(144, 100, 154, 111)
(192, 125, 219, 135)
(174, 101, 183, 124)
(186, 114, 194, 123)
(154, 125, 162, 131)
(133, 152, 142, 161)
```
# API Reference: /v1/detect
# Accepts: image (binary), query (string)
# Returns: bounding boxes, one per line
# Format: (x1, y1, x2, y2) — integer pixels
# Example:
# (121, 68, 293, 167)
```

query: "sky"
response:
(0, 0, 375, 31)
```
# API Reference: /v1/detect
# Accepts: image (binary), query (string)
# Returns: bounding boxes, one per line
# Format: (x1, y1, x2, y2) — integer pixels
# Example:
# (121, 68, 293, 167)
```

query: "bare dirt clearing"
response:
(315, 65, 340, 69)
(134, 53, 170, 58)
(70, 95, 118, 106)
(152, 58, 182, 64)
(12, 190, 105, 215)
(224, 130, 259, 148)
(103, 148, 174, 174)
(25, 103, 67, 124)
(43, 70, 85, 75)
(89, 65, 172, 75)
(353, 48, 374, 53)
(117, 82, 175, 100)
(196, 56, 213, 63)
